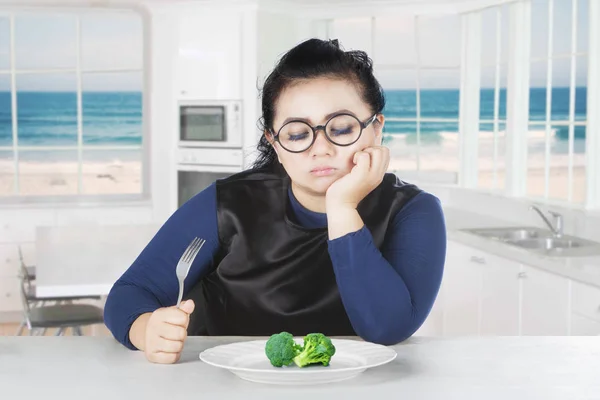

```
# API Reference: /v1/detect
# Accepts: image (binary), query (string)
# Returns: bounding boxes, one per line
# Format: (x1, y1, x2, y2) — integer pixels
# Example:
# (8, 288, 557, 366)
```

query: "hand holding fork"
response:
(135, 237, 205, 364)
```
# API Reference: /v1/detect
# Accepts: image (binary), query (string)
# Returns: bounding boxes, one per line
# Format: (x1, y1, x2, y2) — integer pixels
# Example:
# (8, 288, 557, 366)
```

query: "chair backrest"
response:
(17, 245, 32, 285)
(17, 244, 37, 328)
(17, 267, 32, 329)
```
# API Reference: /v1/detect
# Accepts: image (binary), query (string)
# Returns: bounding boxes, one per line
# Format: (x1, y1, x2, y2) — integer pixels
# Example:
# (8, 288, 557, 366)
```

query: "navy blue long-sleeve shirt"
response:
(104, 182, 446, 349)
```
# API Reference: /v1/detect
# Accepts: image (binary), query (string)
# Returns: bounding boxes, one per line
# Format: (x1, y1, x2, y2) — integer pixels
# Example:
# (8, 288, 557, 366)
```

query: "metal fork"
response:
(175, 237, 206, 308)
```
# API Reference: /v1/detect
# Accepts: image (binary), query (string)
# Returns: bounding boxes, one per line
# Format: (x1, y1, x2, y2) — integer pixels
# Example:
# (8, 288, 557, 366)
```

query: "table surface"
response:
(1, 336, 599, 400)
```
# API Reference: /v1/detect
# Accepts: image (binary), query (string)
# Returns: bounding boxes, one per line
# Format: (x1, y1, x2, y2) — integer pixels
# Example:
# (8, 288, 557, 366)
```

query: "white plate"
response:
(199, 338, 397, 385)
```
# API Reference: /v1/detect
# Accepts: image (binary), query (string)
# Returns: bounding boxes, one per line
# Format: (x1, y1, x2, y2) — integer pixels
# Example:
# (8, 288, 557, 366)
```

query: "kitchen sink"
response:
(461, 226, 600, 257)
(466, 227, 549, 241)
(505, 237, 582, 250)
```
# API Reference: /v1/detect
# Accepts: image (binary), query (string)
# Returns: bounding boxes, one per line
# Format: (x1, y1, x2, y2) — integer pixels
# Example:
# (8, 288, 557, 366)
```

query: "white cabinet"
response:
(571, 314, 600, 335)
(417, 240, 599, 337)
(0, 244, 18, 279)
(479, 251, 521, 335)
(0, 276, 21, 313)
(413, 281, 444, 336)
(571, 281, 600, 322)
(570, 281, 600, 335)
(521, 265, 570, 335)
(442, 241, 481, 335)
(0, 243, 21, 313)
(175, 12, 243, 99)
(442, 241, 521, 336)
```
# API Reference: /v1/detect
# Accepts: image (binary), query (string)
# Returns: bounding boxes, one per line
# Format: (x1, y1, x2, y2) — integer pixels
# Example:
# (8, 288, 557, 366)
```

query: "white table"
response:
(1, 336, 598, 399)
(34, 224, 160, 298)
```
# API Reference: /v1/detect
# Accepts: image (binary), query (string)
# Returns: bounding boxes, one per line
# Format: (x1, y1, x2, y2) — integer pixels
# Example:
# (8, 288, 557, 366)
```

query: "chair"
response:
(17, 265, 105, 336)
(15, 247, 104, 336)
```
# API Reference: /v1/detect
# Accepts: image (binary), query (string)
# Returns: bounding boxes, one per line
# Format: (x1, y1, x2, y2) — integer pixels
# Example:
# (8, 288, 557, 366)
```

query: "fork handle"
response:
(176, 279, 184, 308)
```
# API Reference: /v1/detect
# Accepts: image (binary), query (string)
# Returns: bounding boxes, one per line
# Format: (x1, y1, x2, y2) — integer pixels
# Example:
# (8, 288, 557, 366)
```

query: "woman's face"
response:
(267, 77, 385, 196)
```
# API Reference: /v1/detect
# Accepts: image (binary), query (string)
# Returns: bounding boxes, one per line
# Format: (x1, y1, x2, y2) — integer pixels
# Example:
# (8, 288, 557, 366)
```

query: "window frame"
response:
(323, 0, 599, 210)
(0, 8, 149, 205)
(335, 16, 462, 184)
(525, 0, 588, 205)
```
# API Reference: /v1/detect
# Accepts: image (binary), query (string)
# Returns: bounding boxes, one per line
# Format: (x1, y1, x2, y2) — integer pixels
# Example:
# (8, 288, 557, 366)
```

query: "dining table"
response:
(1, 335, 598, 399)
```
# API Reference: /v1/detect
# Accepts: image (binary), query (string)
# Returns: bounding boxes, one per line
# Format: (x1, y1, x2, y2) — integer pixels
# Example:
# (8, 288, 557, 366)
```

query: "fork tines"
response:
(183, 237, 206, 263)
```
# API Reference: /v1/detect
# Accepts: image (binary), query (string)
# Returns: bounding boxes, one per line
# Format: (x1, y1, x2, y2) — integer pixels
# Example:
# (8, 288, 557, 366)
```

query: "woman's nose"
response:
(309, 129, 334, 155)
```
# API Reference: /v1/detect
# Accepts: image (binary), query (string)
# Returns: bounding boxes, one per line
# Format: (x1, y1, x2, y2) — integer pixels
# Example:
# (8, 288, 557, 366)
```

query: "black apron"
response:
(186, 164, 421, 336)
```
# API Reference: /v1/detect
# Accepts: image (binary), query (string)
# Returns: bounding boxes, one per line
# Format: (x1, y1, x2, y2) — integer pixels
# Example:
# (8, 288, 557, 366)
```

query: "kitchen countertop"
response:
(444, 206, 600, 288)
(1, 336, 598, 399)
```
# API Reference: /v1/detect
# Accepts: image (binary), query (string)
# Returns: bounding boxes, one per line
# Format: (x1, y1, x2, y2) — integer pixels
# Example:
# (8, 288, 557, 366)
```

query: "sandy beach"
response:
(385, 130, 586, 204)
(0, 159, 142, 196)
(0, 130, 586, 204)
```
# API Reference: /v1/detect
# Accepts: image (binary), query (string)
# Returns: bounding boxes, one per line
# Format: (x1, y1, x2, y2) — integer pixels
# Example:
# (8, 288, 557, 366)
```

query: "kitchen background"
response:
(0, 0, 599, 338)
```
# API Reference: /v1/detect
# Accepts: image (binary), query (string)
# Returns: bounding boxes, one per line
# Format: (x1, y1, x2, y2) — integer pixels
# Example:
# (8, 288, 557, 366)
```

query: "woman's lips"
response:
(310, 167, 336, 176)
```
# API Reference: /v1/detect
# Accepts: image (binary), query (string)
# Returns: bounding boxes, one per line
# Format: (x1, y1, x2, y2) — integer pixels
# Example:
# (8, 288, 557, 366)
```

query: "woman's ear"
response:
(265, 130, 282, 163)
(265, 130, 275, 145)
(374, 114, 385, 145)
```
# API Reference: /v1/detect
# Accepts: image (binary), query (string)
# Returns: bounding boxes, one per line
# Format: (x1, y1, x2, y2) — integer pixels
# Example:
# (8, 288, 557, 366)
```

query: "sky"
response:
(0, 0, 590, 91)
(333, 0, 589, 89)
(0, 11, 142, 91)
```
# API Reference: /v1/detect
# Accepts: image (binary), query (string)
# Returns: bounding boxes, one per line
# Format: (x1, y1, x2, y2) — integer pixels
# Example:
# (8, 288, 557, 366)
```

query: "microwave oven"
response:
(178, 99, 242, 148)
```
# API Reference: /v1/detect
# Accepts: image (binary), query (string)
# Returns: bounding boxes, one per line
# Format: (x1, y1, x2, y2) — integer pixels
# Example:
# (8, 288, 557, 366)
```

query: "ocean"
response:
(0, 88, 587, 161)
(0, 91, 142, 162)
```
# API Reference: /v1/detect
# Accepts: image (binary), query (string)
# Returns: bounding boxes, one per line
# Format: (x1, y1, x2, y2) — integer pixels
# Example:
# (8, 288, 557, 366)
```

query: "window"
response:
(332, 14, 462, 184)
(527, 0, 588, 204)
(0, 11, 144, 200)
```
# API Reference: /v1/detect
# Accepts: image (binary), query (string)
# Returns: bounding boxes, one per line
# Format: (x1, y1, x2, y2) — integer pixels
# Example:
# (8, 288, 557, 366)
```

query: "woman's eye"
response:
(330, 126, 353, 136)
(288, 133, 309, 141)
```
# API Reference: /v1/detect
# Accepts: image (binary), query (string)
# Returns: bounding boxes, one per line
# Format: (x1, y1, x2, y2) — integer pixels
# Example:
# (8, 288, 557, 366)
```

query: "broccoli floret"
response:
(293, 333, 336, 367)
(265, 332, 302, 367)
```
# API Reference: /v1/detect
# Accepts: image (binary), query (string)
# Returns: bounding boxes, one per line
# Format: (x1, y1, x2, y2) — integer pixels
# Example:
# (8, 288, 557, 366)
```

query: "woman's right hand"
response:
(130, 299, 195, 364)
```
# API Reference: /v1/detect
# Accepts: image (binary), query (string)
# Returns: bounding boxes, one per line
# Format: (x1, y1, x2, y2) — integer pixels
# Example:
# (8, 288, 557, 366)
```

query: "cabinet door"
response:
(521, 265, 570, 335)
(571, 313, 600, 335)
(413, 280, 444, 336)
(571, 281, 600, 323)
(480, 252, 521, 335)
(0, 276, 21, 313)
(0, 243, 19, 278)
(442, 240, 522, 336)
(442, 241, 481, 335)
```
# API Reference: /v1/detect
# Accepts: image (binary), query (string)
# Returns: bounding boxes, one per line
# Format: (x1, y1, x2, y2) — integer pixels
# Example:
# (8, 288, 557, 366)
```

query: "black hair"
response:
(252, 38, 386, 170)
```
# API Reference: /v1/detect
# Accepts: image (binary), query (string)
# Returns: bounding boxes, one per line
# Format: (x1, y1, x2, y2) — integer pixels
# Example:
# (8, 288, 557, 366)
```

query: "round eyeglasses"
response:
(270, 113, 378, 153)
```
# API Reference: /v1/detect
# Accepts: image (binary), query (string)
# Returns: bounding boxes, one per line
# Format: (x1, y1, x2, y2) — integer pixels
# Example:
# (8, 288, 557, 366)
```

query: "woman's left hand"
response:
(325, 146, 390, 212)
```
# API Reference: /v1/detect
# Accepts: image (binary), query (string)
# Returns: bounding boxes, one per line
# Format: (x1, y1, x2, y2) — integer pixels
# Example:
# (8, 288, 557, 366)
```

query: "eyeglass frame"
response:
(268, 112, 379, 153)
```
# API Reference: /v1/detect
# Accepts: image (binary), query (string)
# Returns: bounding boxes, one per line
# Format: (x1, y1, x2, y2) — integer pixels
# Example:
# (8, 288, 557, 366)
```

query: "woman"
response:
(104, 38, 446, 364)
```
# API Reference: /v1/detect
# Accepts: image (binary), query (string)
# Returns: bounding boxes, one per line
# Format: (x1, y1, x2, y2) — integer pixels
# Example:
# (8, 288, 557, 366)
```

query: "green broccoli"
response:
(265, 332, 302, 367)
(292, 333, 336, 367)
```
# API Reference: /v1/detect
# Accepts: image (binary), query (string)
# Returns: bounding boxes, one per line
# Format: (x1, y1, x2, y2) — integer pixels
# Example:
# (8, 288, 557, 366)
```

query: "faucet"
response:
(529, 205, 563, 238)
